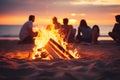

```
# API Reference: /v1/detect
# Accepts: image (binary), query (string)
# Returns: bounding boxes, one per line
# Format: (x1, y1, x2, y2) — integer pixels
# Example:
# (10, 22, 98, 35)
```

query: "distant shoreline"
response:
(0, 35, 112, 41)
(0, 24, 113, 41)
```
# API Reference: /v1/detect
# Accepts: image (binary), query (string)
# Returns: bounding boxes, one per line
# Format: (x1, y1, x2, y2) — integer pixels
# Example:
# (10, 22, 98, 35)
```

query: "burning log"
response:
(32, 25, 79, 60)
(45, 43, 61, 59)
(45, 38, 74, 59)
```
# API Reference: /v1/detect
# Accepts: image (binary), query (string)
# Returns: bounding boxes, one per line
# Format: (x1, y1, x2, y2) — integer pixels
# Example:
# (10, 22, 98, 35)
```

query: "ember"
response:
(32, 25, 80, 60)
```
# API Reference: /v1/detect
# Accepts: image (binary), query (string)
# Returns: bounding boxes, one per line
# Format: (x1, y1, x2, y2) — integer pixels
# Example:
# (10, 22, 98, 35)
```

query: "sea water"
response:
(0, 25, 113, 40)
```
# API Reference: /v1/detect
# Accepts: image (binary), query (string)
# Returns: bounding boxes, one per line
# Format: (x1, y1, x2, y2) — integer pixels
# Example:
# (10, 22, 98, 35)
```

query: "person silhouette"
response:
(76, 19, 92, 43)
(108, 15, 120, 44)
(92, 25, 100, 44)
(52, 16, 61, 30)
(60, 18, 76, 43)
(19, 15, 37, 44)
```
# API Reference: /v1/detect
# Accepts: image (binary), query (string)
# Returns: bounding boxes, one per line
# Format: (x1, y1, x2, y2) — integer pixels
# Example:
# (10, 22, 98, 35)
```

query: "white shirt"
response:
(19, 21, 34, 40)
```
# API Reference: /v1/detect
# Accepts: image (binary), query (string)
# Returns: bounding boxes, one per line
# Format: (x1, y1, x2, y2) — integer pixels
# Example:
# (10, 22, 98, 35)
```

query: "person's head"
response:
(52, 17, 57, 24)
(92, 25, 100, 32)
(115, 15, 120, 23)
(29, 15, 35, 22)
(79, 19, 88, 27)
(63, 18, 68, 25)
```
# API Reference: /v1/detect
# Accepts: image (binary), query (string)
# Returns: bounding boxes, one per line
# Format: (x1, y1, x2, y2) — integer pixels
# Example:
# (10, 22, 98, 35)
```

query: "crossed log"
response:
(44, 38, 74, 59)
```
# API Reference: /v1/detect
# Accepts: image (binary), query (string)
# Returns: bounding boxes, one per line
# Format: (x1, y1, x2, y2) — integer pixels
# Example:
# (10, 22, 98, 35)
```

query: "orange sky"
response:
(0, 0, 120, 26)
(0, 13, 117, 26)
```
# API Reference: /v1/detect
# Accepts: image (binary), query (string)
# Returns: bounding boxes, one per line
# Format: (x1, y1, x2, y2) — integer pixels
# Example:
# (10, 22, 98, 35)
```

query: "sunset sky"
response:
(0, 0, 120, 26)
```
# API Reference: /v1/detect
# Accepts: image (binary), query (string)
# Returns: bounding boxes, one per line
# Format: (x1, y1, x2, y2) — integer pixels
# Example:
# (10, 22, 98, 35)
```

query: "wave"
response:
(0, 35, 19, 37)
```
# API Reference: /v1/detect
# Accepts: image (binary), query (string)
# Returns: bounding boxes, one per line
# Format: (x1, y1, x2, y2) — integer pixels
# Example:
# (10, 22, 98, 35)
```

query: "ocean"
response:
(0, 25, 113, 40)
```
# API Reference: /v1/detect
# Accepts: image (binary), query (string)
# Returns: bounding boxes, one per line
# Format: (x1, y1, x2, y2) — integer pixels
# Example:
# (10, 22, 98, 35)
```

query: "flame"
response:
(32, 25, 80, 60)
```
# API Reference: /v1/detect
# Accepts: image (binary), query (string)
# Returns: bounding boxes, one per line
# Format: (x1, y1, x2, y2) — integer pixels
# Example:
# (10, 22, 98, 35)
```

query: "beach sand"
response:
(0, 39, 120, 80)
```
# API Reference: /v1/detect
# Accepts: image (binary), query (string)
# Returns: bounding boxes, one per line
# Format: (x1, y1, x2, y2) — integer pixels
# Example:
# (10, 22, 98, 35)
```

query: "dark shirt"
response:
(112, 23, 120, 34)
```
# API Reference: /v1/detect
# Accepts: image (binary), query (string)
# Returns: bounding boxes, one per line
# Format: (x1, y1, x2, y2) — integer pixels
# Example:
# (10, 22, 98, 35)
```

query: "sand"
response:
(0, 39, 120, 80)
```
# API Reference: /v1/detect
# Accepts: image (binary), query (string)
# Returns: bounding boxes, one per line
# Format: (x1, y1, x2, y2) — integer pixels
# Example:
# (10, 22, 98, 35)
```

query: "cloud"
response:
(0, 0, 120, 17)
(0, 0, 49, 15)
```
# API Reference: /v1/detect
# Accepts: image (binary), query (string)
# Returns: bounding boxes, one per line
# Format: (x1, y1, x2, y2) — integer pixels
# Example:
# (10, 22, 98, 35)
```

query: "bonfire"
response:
(32, 25, 80, 60)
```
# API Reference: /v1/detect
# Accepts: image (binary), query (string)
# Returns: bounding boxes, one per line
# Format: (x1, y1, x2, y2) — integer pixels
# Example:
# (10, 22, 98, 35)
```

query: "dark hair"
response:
(52, 16, 57, 24)
(29, 15, 35, 21)
(53, 17, 57, 21)
(92, 25, 100, 32)
(79, 19, 88, 27)
(63, 18, 68, 25)
(115, 15, 120, 23)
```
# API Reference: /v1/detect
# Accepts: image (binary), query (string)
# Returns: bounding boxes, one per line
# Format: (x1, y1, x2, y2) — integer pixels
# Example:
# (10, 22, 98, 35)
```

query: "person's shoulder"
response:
(58, 22, 61, 25)
(87, 26, 91, 28)
(28, 21, 33, 23)
(114, 23, 120, 28)
(68, 25, 73, 28)
(23, 21, 33, 28)
(60, 25, 65, 28)
(58, 23, 61, 26)
(27, 21, 33, 25)
(88, 26, 92, 29)
(24, 21, 32, 25)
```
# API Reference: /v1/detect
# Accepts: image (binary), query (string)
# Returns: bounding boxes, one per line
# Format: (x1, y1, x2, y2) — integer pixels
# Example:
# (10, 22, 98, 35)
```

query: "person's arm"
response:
(66, 27, 72, 42)
(27, 22, 33, 34)
(77, 26, 82, 37)
(27, 22, 37, 37)
(65, 25, 74, 42)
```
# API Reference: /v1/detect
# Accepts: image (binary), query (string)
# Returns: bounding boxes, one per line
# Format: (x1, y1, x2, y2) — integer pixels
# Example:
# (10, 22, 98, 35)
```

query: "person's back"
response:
(80, 26, 92, 39)
(76, 19, 92, 43)
(92, 25, 100, 44)
(60, 18, 75, 43)
(112, 23, 120, 34)
(19, 21, 33, 40)
(52, 17, 61, 30)
(61, 24, 73, 36)
(108, 15, 120, 43)
(19, 15, 36, 44)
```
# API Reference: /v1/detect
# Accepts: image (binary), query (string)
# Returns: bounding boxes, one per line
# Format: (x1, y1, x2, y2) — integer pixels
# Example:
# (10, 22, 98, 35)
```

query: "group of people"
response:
(18, 15, 120, 45)
(76, 19, 99, 44)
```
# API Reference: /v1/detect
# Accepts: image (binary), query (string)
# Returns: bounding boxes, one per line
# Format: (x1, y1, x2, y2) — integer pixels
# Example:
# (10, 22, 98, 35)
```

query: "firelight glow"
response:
(32, 25, 80, 60)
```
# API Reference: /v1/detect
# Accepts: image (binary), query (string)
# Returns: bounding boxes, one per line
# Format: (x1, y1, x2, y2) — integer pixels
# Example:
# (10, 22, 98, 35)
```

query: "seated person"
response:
(52, 16, 61, 30)
(76, 19, 92, 43)
(19, 15, 37, 44)
(92, 25, 100, 44)
(60, 18, 76, 43)
(108, 15, 120, 43)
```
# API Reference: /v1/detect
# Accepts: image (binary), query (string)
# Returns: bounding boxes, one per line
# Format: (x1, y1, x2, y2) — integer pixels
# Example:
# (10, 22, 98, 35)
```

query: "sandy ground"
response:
(0, 39, 120, 60)
(0, 39, 120, 80)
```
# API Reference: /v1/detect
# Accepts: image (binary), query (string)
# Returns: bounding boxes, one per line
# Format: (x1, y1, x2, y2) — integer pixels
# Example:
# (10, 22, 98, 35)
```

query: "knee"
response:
(108, 32, 112, 36)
